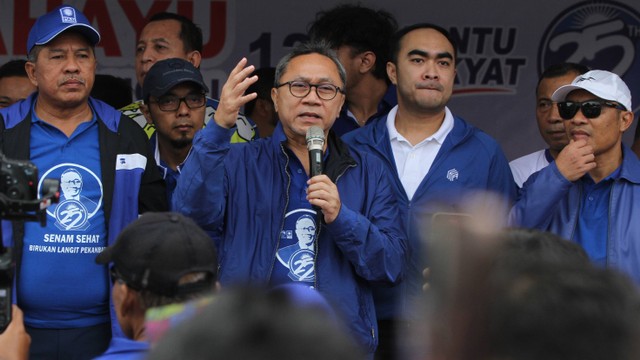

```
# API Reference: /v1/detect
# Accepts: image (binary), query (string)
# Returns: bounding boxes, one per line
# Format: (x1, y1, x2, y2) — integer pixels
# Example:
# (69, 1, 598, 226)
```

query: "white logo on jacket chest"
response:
(446, 168, 459, 182)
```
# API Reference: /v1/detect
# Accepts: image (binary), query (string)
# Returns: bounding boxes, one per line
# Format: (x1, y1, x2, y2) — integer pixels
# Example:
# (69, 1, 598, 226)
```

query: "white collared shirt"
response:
(386, 106, 454, 200)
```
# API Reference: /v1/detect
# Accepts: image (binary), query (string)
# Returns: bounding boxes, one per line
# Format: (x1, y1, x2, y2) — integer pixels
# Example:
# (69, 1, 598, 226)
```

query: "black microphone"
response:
(306, 126, 325, 178)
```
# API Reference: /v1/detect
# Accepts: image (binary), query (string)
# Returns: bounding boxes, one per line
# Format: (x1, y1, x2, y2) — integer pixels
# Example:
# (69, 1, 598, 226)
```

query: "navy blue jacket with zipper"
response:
(173, 121, 407, 354)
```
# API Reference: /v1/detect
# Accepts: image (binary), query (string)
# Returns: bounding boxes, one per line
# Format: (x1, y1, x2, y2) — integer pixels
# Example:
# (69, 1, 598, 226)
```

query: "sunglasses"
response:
(557, 100, 626, 120)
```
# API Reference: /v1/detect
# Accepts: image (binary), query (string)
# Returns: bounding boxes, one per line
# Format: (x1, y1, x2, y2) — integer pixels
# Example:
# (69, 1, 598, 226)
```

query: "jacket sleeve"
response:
(487, 144, 518, 206)
(325, 157, 407, 285)
(124, 117, 167, 214)
(508, 162, 573, 228)
(172, 122, 234, 237)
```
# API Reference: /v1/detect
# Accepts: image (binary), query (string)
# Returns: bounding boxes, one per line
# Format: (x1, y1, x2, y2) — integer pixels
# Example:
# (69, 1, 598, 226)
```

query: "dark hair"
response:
(488, 261, 640, 360)
(390, 23, 457, 64)
(484, 228, 640, 360)
(274, 41, 347, 89)
(307, 4, 397, 81)
(146, 287, 364, 360)
(536, 62, 590, 93)
(494, 228, 589, 268)
(244, 67, 275, 116)
(0, 59, 28, 79)
(148, 12, 203, 53)
(91, 74, 133, 109)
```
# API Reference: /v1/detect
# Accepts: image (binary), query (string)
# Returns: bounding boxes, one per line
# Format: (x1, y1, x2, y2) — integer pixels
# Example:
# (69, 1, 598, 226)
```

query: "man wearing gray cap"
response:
(141, 58, 208, 203)
(510, 70, 639, 282)
(0, 5, 166, 359)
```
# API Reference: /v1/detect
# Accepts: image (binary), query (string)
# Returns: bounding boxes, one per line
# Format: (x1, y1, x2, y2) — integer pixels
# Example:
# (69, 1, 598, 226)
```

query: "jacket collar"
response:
(2, 93, 120, 132)
(350, 106, 475, 152)
(619, 145, 640, 184)
(270, 122, 356, 183)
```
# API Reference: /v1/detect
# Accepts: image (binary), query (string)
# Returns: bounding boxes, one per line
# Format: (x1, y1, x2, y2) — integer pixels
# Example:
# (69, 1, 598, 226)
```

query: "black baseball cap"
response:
(96, 212, 217, 297)
(142, 58, 209, 102)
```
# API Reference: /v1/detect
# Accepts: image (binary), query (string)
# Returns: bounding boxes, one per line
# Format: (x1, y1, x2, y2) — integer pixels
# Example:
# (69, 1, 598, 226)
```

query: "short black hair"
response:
(91, 74, 133, 109)
(536, 62, 590, 94)
(147, 287, 364, 360)
(488, 261, 640, 360)
(148, 12, 203, 53)
(0, 59, 28, 79)
(307, 4, 397, 81)
(244, 67, 275, 116)
(390, 23, 457, 64)
(494, 228, 589, 268)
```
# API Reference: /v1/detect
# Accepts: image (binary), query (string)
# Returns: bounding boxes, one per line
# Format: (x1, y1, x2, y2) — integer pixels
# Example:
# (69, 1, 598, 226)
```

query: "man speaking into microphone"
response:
(173, 42, 407, 357)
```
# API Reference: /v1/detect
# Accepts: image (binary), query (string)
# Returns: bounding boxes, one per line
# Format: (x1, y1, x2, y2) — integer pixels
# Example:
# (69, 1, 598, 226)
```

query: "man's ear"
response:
(620, 110, 634, 133)
(386, 62, 398, 85)
(25, 61, 38, 87)
(359, 51, 376, 75)
(271, 88, 279, 113)
(140, 102, 154, 125)
(187, 51, 202, 68)
(120, 286, 145, 318)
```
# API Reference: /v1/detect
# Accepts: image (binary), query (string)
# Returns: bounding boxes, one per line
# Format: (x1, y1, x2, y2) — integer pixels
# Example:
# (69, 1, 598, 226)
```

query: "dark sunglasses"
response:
(557, 100, 626, 120)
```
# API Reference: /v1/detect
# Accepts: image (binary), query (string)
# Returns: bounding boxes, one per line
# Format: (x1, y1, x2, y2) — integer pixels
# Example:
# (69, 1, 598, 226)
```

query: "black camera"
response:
(0, 153, 59, 333)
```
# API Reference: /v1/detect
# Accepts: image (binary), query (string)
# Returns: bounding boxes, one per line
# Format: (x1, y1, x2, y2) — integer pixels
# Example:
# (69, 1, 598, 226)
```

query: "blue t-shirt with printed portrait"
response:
(270, 150, 318, 287)
(20, 104, 109, 329)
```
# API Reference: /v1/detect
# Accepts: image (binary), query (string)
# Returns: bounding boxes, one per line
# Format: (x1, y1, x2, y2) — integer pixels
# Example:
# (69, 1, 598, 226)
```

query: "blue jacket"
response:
(509, 145, 640, 283)
(0, 93, 167, 337)
(173, 122, 407, 354)
(331, 85, 397, 137)
(343, 111, 517, 319)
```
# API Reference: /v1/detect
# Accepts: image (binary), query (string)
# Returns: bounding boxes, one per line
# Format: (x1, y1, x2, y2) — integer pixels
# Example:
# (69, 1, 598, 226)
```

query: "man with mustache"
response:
(510, 70, 640, 282)
(0, 5, 166, 359)
(342, 23, 516, 359)
(510, 63, 589, 188)
(121, 12, 256, 143)
(141, 58, 208, 203)
(173, 42, 406, 357)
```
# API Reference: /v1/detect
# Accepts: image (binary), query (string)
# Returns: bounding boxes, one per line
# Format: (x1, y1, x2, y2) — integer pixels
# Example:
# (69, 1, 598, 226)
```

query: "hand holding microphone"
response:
(305, 126, 341, 224)
(306, 126, 324, 178)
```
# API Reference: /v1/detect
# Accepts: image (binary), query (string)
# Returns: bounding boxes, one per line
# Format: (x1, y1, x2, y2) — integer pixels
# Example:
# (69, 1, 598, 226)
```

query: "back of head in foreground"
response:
(487, 259, 640, 360)
(146, 286, 364, 360)
(96, 212, 218, 340)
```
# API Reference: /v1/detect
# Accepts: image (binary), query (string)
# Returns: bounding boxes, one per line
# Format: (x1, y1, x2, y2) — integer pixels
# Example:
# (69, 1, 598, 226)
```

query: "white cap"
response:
(551, 70, 632, 111)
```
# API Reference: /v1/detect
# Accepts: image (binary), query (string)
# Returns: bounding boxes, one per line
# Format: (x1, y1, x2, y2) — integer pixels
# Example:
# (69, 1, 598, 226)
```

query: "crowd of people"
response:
(0, 3, 639, 360)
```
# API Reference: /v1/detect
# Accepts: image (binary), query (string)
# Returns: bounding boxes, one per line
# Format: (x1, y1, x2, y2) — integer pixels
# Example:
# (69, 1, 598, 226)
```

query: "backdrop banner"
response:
(1, 0, 638, 159)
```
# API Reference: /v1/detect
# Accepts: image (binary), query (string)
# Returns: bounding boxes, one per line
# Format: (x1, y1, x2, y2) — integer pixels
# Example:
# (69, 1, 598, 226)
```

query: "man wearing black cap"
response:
(141, 58, 208, 203)
(120, 12, 257, 143)
(0, 5, 166, 359)
(93, 212, 218, 359)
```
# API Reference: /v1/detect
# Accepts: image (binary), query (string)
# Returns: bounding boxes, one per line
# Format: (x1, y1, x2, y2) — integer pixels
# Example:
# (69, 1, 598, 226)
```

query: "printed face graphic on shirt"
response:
(60, 169, 83, 198)
(277, 212, 317, 282)
(41, 164, 103, 231)
(295, 216, 316, 249)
